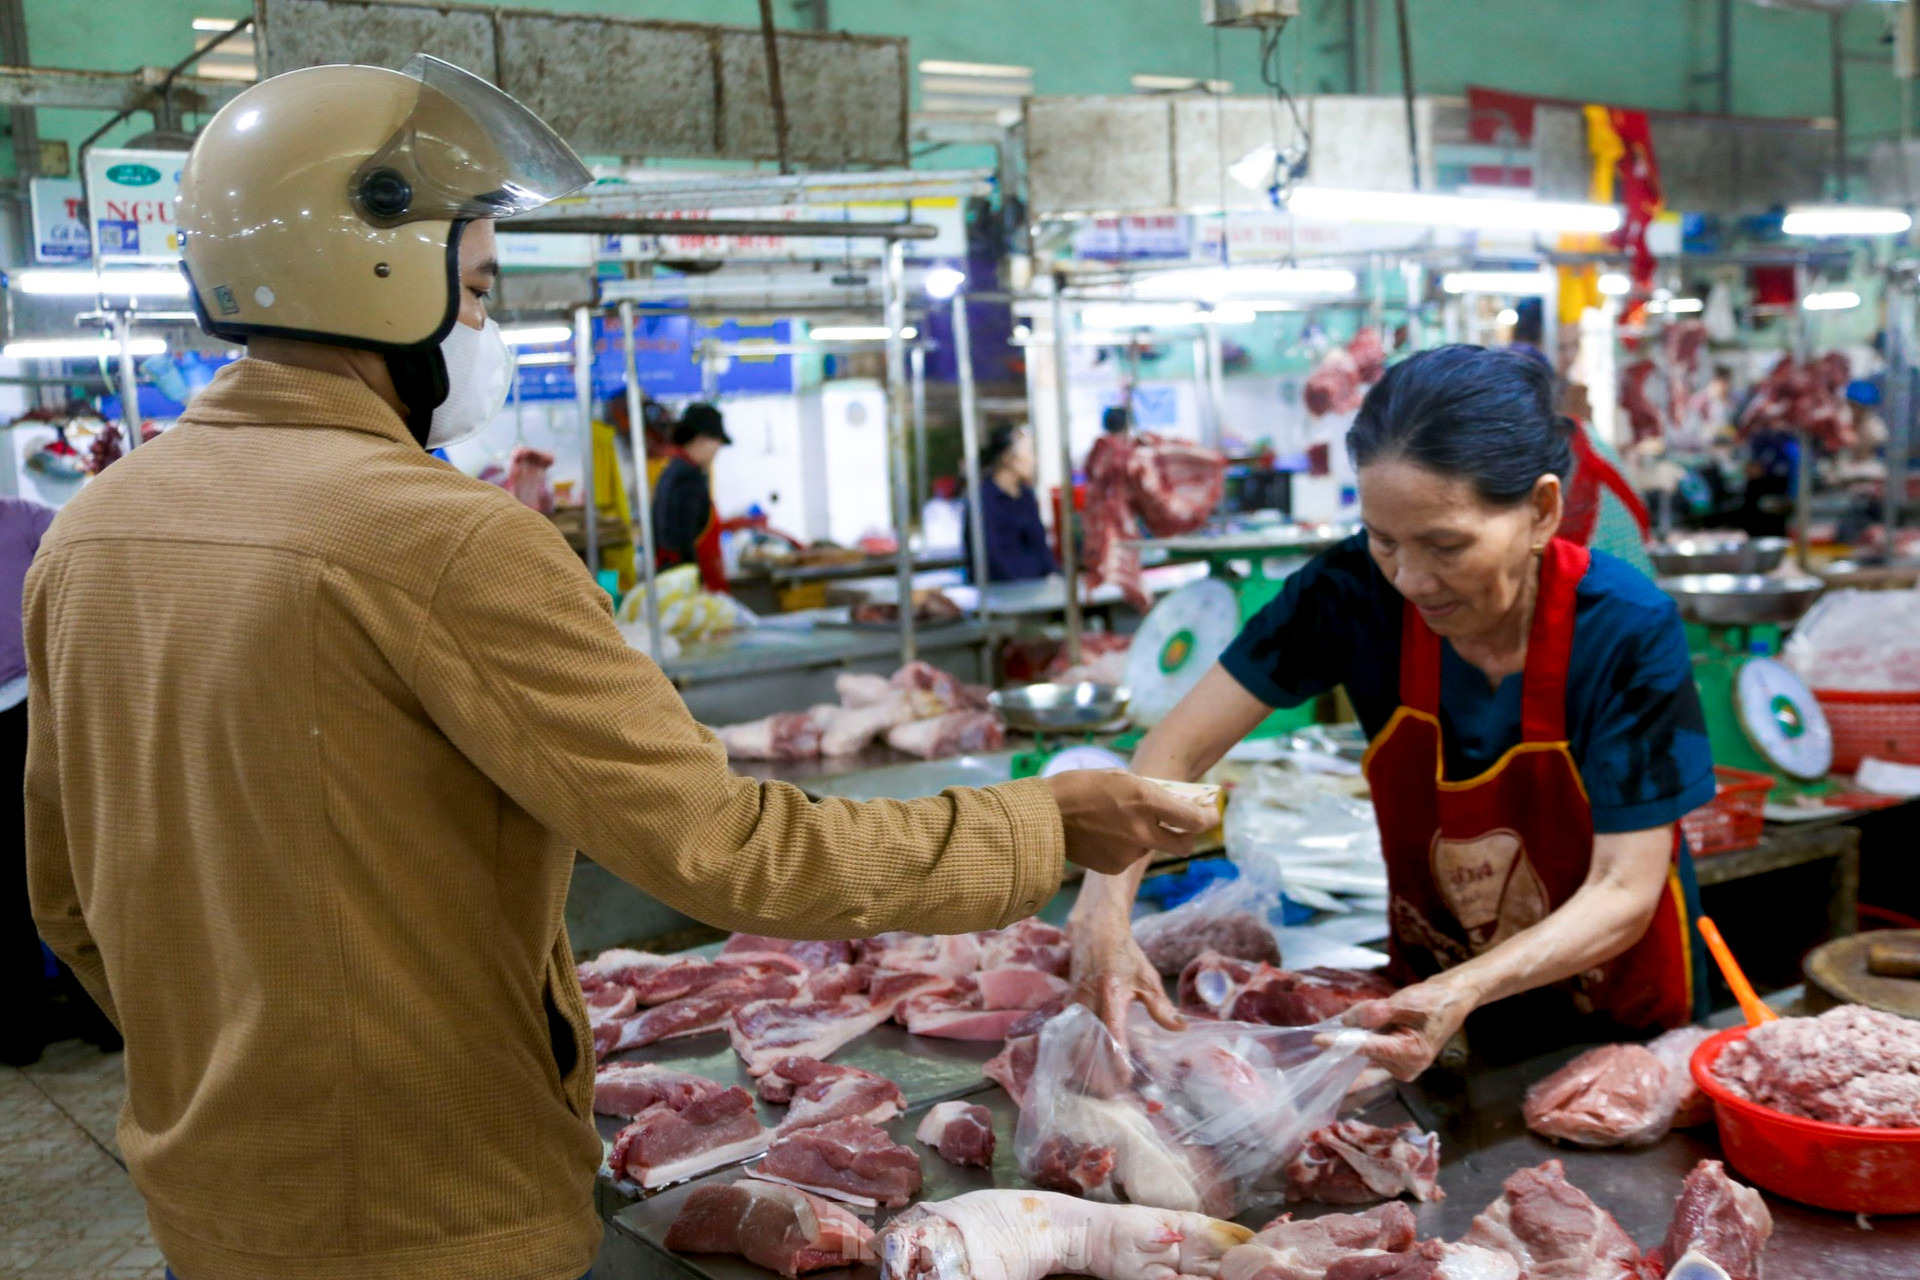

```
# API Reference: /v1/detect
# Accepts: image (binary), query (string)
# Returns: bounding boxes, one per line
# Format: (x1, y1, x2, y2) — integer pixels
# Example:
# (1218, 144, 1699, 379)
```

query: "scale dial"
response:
(1124, 579, 1243, 727)
(1735, 657, 1833, 781)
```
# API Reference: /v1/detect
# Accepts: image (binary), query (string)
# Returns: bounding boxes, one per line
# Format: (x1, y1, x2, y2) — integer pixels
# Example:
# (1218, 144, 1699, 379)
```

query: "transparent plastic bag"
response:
(1132, 873, 1284, 976)
(1013, 1004, 1366, 1218)
(1782, 588, 1920, 692)
(1222, 766, 1387, 914)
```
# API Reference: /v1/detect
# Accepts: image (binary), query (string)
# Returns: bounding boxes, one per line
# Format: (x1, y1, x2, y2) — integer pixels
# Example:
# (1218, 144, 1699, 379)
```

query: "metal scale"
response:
(1657, 572, 1834, 798)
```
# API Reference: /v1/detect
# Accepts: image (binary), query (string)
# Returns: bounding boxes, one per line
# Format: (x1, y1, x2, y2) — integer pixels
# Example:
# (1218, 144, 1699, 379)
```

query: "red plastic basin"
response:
(1692, 1026, 1920, 1215)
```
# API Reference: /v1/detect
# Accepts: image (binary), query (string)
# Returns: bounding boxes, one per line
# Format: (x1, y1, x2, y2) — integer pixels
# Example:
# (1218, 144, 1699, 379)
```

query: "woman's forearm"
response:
(1428, 826, 1673, 1007)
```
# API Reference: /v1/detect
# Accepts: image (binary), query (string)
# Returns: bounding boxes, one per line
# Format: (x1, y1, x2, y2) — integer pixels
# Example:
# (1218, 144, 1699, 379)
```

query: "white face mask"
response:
(426, 317, 511, 449)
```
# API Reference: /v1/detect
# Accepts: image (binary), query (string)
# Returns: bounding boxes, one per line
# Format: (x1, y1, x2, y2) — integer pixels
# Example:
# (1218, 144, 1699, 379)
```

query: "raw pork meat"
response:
(503, 445, 556, 513)
(1136, 908, 1282, 978)
(758, 1116, 924, 1208)
(595, 1061, 726, 1118)
(665, 1177, 875, 1276)
(1023, 1088, 1234, 1217)
(979, 918, 1074, 976)
(889, 660, 990, 713)
(577, 947, 676, 991)
(598, 971, 801, 1057)
(984, 1034, 1038, 1105)
(1282, 1121, 1442, 1205)
(1525, 1029, 1719, 1148)
(1180, 953, 1395, 1026)
(733, 997, 896, 1077)
(901, 987, 1031, 1041)
(835, 673, 895, 708)
(859, 932, 985, 977)
(879, 1190, 1253, 1280)
(717, 710, 829, 761)
(607, 1083, 773, 1189)
(722, 935, 857, 972)
(1524, 1045, 1668, 1148)
(915, 1101, 997, 1168)
(1711, 1004, 1920, 1128)
(1461, 1160, 1641, 1279)
(820, 700, 907, 756)
(886, 710, 1006, 760)
(586, 983, 639, 1017)
(1081, 433, 1227, 611)
(758, 1056, 905, 1132)
(1640, 1160, 1771, 1280)
(1219, 1202, 1419, 1280)
(976, 968, 1071, 1011)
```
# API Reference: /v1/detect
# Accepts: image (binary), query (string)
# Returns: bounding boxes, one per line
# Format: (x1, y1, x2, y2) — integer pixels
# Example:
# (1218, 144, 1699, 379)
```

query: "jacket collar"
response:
(182, 357, 417, 446)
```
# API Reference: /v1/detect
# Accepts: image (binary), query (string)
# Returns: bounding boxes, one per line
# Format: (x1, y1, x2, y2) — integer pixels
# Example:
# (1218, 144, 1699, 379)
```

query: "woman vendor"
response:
(1070, 345, 1715, 1080)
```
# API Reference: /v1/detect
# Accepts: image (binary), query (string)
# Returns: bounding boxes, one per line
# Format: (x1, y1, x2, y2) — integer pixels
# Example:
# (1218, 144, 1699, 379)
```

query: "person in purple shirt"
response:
(1, 495, 117, 1064)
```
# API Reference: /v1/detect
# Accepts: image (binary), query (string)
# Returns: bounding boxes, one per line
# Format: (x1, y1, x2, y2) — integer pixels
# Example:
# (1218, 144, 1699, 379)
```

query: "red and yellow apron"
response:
(1361, 538, 1693, 1031)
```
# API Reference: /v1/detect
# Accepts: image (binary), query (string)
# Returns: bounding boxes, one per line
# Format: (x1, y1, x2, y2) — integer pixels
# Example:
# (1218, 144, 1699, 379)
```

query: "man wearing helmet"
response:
(22, 58, 1208, 1280)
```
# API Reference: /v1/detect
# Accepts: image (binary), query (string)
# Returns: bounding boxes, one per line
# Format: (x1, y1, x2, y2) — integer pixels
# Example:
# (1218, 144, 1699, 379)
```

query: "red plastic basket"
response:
(1678, 766, 1773, 857)
(1692, 1027, 1920, 1215)
(1813, 688, 1920, 774)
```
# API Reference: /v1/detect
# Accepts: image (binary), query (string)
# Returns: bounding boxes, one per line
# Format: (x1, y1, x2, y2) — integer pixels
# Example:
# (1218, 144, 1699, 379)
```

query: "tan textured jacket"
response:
(24, 359, 1063, 1280)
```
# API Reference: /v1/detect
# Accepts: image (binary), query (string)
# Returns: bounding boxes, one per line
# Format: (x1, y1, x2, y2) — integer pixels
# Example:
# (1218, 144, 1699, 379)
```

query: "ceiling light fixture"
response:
(1441, 270, 1555, 296)
(501, 324, 575, 346)
(1803, 290, 1862, 312)
(13, 269, 191, 297)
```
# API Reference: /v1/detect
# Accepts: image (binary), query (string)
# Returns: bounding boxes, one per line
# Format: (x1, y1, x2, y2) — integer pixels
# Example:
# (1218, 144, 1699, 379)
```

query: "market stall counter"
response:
(590, 986, 1916, 1280)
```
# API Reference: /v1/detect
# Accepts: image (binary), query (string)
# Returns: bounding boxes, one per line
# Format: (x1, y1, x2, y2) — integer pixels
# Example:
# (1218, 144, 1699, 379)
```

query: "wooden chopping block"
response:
(1803, 930, 1920, 1018)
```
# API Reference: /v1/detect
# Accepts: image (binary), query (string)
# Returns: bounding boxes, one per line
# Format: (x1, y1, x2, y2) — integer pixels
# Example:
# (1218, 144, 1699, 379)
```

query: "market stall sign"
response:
(593, 198, 966, 263)
(511, 315, 796, 403)
(29, 178, 89, 263)
(84, 148, 187, 262)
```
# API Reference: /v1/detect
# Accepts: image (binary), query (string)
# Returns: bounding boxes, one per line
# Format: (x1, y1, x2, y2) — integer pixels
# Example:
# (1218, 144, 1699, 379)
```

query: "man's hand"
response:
(1328, 974, 1481, 1082)
(1041, 770, 1215, 875)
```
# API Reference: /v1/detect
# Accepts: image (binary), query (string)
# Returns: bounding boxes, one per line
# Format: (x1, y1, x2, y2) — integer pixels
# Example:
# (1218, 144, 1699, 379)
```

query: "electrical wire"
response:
(1258, 22, 1312, 196)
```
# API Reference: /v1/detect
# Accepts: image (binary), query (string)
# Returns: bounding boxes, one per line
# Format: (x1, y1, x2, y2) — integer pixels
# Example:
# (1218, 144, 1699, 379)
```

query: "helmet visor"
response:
(351, 54, 590, 226)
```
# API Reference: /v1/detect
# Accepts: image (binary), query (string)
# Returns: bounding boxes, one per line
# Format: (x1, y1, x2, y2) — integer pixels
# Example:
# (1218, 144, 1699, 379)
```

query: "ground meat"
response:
(1712, 1005, 1920, 1128)
(1135, 908, 1281, 977)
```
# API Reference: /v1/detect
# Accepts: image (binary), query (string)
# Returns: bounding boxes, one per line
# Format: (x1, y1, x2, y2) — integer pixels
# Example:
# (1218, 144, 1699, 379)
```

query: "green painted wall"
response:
(18, 0, 1907, 178)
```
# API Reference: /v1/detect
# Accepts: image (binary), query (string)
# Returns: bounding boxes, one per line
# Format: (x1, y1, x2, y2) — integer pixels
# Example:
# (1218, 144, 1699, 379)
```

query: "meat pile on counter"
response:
(1179, 951, 1396, 1027)
(1523, 1026, 1715, 1148)
(715, 661, 1003, 762)
(1711, 1004, 1920, 1128)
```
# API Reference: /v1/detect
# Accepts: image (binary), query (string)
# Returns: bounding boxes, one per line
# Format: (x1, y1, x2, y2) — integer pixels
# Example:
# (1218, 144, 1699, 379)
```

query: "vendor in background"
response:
(27, 60, 1215, 1280)
(973, 423, 1055, 583)
(1070, 346, 1717, 1080)
(654, 401, 731, 592)
(2, 495, 118, 1067)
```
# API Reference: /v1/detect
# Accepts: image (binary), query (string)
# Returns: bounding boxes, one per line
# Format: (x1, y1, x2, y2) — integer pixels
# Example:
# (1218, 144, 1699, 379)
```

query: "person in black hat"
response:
(655, 401, 733, 591)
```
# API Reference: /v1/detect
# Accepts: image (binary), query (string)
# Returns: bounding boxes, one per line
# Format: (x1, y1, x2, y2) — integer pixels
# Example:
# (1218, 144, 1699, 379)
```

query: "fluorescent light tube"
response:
(5, 337, 168, 359)
(14, 270, 190, 297)
(1783, 206, 1911, 237)
(1289, 188, 1621, 234)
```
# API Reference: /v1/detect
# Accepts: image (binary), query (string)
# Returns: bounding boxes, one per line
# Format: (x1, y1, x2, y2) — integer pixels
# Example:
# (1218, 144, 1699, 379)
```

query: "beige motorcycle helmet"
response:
(178, 54, 589, 435)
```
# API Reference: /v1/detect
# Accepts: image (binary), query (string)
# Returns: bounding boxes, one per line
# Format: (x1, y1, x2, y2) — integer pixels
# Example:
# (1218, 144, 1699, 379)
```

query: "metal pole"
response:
(1362, 0, 1379, 94)
(1830, 12, 1848, 198)
(1394, 0, 1421, 190)
(882, 240, 917, 664)
(756, 0, 793, 176)
(1191, 336, 1214, 448)
(573, 304, 599, 578)
(1203, 324, 1227, 451)
(112, 312, 140, 451)
(1885, 272, 1913, 554)
(952, 291, 991, 625)
(910, 342, 929, 521)
(1792, 261, 1813, 572)
(620, 300, 665, 659)
(1716, 0, 1733, 116)
(1049, 277, 1085, 666)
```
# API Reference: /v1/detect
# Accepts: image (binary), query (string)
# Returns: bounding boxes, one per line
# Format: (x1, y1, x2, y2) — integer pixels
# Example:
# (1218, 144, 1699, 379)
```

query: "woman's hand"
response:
(1332, 974, 1482, 1082)
(1067, 888, 1185, 1048)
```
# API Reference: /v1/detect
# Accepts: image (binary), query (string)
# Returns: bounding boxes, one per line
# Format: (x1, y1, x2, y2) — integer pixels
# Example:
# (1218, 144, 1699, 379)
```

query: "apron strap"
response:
(1519, 538, 1591, 742)
(1398, 590, 1444, 716)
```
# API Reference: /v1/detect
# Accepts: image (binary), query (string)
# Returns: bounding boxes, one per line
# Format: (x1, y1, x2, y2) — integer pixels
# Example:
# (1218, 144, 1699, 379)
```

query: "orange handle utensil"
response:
(1697, 915, 1778, 1027)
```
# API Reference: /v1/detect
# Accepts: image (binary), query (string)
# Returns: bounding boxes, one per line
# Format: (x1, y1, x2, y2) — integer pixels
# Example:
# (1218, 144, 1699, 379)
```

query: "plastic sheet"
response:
(1222, 766, 1387, 914)
(1012, 1004, 1367, 1218)
(1783, 588, 1920, 692)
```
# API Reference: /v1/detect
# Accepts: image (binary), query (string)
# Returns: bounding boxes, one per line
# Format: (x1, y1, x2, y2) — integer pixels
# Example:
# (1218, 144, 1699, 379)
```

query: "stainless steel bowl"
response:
(989, 682, 1131, 734)
(1657, 573, 1826, 626)
(1648, 534, 1788, 576)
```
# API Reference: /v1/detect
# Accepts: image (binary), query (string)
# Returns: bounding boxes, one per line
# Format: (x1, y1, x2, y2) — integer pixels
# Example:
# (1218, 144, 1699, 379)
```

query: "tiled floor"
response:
(1, 1040, 166, 1279)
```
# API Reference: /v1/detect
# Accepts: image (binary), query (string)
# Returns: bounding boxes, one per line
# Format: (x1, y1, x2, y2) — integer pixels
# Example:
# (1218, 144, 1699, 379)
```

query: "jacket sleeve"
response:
(409, 503, 1064, 940)
(21, 566, 118, 1028)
